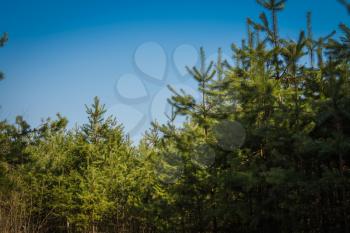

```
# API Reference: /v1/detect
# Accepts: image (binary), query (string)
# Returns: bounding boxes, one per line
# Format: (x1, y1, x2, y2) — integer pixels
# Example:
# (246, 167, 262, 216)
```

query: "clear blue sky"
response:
(0, 0, 348, 141)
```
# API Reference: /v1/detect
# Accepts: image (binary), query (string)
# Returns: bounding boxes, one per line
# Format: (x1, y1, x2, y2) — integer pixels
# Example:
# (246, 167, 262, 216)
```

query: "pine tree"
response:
(168, 47, 216, 137)
(256, 0, 286, 45)
(82, 96, 107, 144)
(2, 0, 350, 232)
(254, 0, 286, 79)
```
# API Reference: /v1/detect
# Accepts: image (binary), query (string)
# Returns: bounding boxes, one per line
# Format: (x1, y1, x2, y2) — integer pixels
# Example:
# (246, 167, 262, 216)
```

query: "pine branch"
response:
(338, 0, 350, 13)
(0, 32, 8, 47)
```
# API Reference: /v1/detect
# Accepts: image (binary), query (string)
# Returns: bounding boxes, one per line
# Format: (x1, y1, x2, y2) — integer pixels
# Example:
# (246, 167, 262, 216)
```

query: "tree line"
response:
(1, 0, 350, 232)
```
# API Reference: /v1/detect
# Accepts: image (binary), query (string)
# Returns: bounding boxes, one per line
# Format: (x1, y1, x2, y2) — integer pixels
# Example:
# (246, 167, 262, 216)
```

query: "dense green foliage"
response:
(1, 1, 350, 232)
